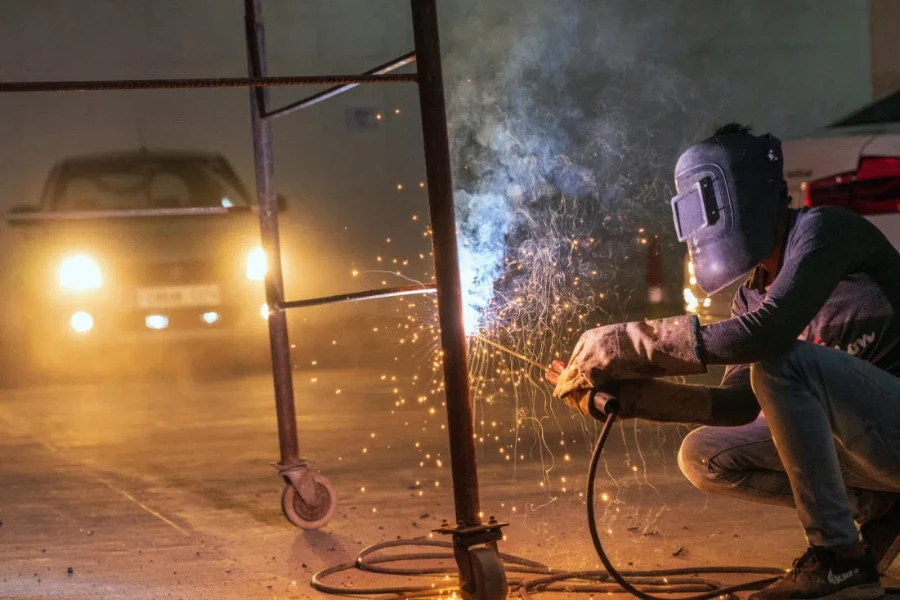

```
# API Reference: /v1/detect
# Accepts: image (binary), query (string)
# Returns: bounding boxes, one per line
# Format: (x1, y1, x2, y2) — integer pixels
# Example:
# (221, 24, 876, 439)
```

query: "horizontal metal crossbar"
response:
(278, 283, 437, 310)
(266, 51, 417, 119)
(0, 73, 417, 93)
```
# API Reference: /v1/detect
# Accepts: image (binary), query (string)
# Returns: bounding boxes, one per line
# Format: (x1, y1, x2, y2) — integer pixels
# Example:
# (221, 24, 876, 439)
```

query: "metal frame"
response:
(1, 1, 505, 595)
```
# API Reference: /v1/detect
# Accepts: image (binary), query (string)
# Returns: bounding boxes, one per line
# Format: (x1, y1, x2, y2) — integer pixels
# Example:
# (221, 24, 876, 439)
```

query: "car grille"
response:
(136, 260, 217, 285)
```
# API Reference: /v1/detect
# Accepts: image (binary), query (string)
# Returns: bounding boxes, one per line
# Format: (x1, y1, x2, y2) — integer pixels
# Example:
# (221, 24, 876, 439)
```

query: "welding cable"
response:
(311, 537, 780, 599)
(310, 407, 899, 599)
(313, 539, 719, 596)
(585, 409, 781, 599)
(312, 540, 750, 598)
(585, 409, 900, 599)
(310, 539, 550, 597)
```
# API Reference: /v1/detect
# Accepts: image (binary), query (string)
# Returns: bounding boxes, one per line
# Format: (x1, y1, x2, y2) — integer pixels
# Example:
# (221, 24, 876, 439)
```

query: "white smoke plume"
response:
(442, 0, 853, 338)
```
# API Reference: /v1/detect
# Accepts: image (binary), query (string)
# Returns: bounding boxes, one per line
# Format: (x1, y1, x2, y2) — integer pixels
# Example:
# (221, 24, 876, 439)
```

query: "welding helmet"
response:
(671, 129, 786, 295)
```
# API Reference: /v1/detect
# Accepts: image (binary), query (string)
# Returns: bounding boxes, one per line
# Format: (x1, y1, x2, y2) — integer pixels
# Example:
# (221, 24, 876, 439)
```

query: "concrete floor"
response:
(0, 366, 897, 599)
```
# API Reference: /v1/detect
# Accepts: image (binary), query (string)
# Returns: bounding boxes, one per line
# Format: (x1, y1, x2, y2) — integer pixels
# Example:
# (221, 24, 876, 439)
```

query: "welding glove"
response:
(598, 379, 713, 423)
(552, 315, 705, 414)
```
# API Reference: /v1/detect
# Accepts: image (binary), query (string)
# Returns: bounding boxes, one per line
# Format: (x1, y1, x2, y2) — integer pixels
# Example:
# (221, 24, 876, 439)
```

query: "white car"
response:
(684, 90, 900, 322)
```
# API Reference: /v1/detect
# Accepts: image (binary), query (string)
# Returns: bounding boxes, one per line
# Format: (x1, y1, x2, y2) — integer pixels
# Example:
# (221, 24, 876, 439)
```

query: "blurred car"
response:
(4, 150, 277, 375)
(684, 89, 900, 322)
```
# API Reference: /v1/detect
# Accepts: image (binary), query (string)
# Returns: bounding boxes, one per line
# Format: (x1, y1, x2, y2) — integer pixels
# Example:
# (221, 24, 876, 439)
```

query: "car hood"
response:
(14, 212, 261, 264)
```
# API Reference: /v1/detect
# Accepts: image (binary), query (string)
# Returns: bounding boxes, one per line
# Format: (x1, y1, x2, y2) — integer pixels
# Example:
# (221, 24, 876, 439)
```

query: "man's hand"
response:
(546, 359, 619, 416)
(549, 324, 619, 414)
(545, 357, 597, 415)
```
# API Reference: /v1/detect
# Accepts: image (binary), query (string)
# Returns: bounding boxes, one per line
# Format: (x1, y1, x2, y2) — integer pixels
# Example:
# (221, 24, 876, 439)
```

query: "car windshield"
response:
(829, 89, 900, 128)
(51, 158, 251, 211)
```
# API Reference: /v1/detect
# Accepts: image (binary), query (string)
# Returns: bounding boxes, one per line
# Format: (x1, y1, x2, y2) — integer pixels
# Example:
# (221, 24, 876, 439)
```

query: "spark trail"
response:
(471, 335, 552, 372)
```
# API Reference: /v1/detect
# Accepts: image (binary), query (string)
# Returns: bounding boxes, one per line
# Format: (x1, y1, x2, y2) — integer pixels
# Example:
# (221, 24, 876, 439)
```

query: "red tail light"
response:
(805, 156, 900, 215)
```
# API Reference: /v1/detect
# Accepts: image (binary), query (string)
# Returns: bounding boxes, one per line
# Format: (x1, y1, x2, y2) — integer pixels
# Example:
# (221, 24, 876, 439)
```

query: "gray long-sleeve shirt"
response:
(701, 206, 900, 420)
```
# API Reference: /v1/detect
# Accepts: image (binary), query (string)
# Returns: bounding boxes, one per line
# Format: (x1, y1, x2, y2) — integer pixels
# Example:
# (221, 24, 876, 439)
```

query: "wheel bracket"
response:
(274, 460, 319, 505)
(434, 519, 509, 599)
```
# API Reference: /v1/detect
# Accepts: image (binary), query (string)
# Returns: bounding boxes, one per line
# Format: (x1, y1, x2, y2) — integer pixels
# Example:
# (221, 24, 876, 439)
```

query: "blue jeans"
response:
(678, 341, 900, 546)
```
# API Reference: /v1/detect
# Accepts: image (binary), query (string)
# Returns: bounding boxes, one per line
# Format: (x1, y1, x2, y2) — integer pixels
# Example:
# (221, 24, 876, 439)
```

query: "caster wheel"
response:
(462, 547, 508, 600)
(280, 473, 337, 530)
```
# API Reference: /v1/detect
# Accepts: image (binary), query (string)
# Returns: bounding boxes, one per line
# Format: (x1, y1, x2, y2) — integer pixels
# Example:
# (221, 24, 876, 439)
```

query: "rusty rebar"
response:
(0, 74, 417, 94)
(279, 283, 436, 310)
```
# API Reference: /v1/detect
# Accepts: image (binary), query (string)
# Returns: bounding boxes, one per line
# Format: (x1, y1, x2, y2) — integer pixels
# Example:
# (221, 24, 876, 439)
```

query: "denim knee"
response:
(678, 428, 720, 493)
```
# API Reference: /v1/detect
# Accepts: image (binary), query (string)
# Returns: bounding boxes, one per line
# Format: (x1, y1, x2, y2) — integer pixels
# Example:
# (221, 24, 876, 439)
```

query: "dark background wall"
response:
(870, 0, 900, 99)
(0, 1, 877, 325)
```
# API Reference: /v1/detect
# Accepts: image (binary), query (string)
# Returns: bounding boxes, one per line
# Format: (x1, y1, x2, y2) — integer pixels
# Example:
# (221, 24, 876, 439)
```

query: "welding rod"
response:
(471, 335, 553, 372)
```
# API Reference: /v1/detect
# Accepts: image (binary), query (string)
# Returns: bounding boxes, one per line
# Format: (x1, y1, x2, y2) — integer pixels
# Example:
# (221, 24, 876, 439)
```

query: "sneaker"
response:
(861, 499, 900, 574)
(748, 546, 884, 600)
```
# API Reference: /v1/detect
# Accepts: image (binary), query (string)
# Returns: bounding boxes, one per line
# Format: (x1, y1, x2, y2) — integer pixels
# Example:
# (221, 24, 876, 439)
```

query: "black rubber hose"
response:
(309, 407, 899, 598)
(586, 409, 900, 599)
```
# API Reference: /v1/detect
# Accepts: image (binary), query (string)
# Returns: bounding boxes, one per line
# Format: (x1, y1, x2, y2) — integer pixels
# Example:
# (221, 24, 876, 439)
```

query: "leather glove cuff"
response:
(612, 315, 706, 379)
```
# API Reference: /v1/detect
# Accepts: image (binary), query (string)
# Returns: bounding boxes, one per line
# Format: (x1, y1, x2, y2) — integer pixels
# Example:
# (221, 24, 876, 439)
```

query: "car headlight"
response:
(246, 246, 267, 281)
(59, 256, 102, 290)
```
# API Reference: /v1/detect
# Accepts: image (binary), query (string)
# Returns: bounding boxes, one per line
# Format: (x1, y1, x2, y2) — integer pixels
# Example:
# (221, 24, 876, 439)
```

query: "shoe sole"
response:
(876, 536, 900, 575)
(816, 583, 885, 600)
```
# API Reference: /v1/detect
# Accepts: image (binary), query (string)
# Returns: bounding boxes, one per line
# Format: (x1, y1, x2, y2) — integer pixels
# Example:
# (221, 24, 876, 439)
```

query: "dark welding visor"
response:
(671, 176, 719, 242)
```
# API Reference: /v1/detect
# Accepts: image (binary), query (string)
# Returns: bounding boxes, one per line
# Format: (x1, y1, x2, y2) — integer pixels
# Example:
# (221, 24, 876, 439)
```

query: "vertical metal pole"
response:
(410, 0, 480, 527)
(244, 0, 301, 466)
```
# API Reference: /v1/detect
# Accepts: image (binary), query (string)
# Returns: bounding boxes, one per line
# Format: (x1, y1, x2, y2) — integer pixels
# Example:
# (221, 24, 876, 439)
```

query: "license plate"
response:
(137, 284, 220, 308)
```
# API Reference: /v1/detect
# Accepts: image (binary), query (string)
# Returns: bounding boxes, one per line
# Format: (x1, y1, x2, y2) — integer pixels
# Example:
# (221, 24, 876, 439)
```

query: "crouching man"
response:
(550, 124, 900, 600)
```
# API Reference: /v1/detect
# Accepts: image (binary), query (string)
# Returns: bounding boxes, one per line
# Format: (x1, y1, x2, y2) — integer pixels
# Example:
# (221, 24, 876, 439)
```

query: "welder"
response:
(548, 124, 900, 600)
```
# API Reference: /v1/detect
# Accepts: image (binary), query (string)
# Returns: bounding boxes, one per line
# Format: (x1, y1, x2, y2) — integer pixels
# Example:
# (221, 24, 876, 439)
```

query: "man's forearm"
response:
(615, 379, 760, 426)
